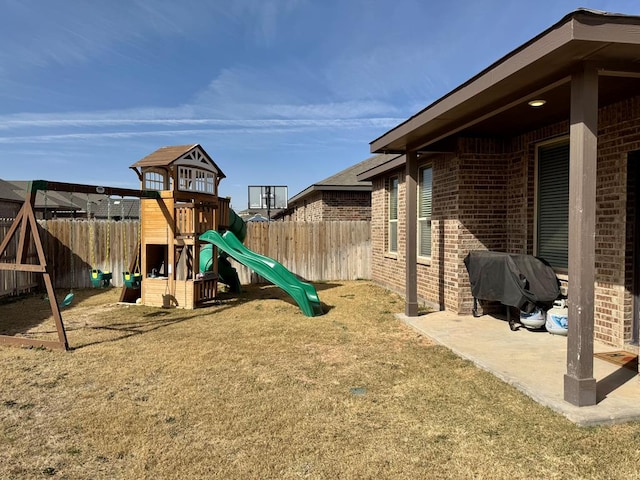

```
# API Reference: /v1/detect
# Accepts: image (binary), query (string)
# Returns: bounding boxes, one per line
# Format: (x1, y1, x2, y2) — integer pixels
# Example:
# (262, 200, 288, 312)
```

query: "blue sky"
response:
(1, 0, 639, 210)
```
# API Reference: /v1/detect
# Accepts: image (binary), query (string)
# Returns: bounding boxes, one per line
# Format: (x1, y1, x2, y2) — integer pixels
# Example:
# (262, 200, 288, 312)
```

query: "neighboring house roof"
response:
(247, 213, 269, 222)
(0, 180, 129, 214)
(236, 208, 284, 220)
(288, 154, 401, 205)
(130, 144, 226, 179)
(92, 198, 140, 218)
(367, 9, 640, 169)
(0, 180, 84, 211)
(0, 179, 24, 204)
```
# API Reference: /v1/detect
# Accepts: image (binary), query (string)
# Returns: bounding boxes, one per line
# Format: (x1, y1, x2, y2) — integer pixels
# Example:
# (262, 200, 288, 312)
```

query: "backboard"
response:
(248, 185, 288, 210)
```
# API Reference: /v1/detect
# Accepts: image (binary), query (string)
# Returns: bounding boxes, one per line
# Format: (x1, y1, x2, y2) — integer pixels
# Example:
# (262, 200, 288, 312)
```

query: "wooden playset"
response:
(0, 143, 322, 350)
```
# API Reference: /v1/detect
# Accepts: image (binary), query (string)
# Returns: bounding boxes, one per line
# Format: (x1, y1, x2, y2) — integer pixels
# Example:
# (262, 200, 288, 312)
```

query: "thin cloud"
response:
(0, 117, 401, 144)
(0, 115, 401, 131)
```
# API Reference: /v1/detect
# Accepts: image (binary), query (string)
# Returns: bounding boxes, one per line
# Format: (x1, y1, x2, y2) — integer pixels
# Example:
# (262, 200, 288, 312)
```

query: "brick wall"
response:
(595, 96, 640, 346)
(286, 190, 372, 221)
(288, 192, 324, 221)
(424, 154, 461, 311)
(370, 173, 406, 296)
(321, 191, 372, 221)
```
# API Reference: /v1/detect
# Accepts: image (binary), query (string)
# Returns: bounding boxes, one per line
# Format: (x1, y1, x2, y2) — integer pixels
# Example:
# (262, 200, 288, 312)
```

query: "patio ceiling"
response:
(370, 10, 640, 154)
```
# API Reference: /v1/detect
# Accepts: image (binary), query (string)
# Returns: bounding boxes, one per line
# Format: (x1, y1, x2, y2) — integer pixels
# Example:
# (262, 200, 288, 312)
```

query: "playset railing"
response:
(174, 197, 230, 237)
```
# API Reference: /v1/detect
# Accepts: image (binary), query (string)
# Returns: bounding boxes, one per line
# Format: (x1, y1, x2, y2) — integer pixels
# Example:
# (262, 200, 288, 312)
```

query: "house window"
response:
(418, 165, 432, 258)
(388, 176, 399, 253)
(536, 140, 569, 269)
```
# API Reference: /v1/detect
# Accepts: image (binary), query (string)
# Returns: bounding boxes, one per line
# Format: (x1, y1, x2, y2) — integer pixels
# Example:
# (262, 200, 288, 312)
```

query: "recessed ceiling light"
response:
(528, 99, 546, 107)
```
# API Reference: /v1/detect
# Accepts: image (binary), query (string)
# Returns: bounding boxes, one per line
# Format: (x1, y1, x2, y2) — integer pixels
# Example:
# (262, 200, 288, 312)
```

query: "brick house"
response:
(278, 154, 399, 221)
(359, 9, 640, 406)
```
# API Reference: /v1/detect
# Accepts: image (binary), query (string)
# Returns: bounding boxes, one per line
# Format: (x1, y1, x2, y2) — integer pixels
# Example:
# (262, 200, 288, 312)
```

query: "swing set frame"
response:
(0, 180, 158, 350)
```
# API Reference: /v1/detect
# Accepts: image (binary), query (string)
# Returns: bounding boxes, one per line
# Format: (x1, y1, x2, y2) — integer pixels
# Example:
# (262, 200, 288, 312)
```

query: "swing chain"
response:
(88, 196, 95, 269)
(135, 213, 141, 274)
(105, 197, 111, 272)
(69, 191, 75, 292)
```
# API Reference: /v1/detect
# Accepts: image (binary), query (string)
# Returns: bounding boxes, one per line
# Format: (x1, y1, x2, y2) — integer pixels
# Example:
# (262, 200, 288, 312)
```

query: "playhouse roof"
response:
(370, 9, 640, 155)
(130, 144, 226, 178)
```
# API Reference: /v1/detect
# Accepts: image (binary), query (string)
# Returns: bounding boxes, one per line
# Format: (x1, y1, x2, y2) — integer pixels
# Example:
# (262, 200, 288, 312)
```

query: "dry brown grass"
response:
(0, 281, 639, 479)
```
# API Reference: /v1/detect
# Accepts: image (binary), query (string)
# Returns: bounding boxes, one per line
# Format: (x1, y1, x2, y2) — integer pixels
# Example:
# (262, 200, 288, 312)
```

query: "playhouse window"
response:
(536, 139, 569, 270)
(418, 165, 432, 258)
(388, 176, 399, 253)
(144, 170, 166, 191)
(178, 167, 215, 194)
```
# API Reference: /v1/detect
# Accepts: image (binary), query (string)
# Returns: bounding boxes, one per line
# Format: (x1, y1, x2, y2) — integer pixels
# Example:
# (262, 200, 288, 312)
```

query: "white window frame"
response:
(388, 176, 399, 254)
(143, 169, 167, 191)
(418, 164, 432, 259)
(178, 166, 215, 194)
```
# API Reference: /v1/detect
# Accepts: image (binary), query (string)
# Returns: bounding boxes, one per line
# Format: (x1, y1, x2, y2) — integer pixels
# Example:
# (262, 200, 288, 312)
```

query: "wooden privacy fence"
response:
(0, 219, 141, 293)
(235, 221, 371, 283)
(0, 219, 371, 294)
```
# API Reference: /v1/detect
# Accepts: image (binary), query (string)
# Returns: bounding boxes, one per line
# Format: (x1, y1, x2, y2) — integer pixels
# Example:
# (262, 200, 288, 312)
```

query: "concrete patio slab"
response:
(398, 311, 640, 426)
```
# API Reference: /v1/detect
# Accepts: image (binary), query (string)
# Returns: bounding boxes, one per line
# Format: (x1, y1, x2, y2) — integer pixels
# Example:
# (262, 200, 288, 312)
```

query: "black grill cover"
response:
(464, 250, 560, 313)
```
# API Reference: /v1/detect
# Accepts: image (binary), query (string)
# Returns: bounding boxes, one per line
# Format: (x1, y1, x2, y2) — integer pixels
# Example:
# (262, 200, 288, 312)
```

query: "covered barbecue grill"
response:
(464, 250, 560, 330)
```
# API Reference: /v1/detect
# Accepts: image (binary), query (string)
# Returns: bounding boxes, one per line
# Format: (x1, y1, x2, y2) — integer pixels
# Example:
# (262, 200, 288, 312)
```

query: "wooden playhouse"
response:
(129, 144, 230, 308)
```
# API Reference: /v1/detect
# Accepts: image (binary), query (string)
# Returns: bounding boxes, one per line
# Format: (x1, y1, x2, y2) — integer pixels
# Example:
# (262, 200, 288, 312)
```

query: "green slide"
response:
(199, 230, 323, 317)
(200, 209, 246, 292)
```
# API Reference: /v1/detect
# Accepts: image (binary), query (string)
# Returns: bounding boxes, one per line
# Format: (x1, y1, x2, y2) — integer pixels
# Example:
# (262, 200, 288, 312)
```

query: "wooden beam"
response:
(0, 335, 67, 351)
(0, 206, 25, 257)
(564, 63, 598, 407)
(0, 264, 46, 272)
(29, 180, 159, 199)
(405, 150, 418, 316)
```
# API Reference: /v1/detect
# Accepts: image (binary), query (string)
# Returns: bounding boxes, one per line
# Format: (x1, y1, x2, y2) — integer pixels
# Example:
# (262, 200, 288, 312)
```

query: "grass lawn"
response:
(0, 281, 639, 479)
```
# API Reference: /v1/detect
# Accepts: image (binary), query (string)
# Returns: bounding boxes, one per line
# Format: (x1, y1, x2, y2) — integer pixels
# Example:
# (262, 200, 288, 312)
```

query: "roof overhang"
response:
(370, 9, 640, 155)
(357, 154, 406, 181)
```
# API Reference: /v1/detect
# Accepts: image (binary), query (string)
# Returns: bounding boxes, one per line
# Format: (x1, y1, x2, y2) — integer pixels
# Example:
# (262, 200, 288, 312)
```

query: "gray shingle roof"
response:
(92, 198, 140, 219)
(2, 180, 85, 210)
(0, 179, 24, 203)
(288, 154, 401, 204)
